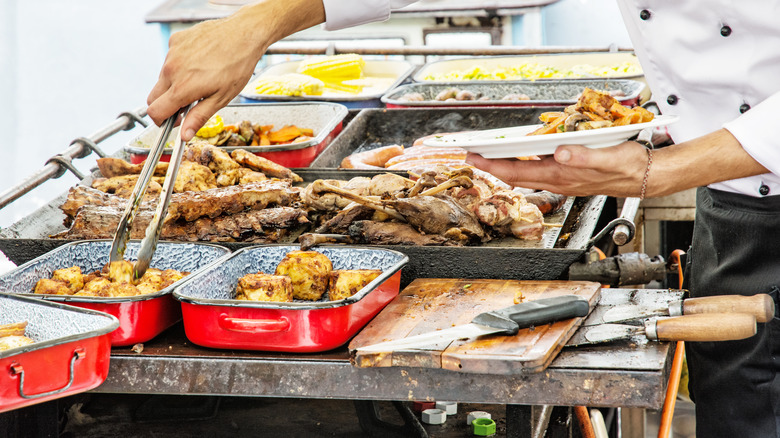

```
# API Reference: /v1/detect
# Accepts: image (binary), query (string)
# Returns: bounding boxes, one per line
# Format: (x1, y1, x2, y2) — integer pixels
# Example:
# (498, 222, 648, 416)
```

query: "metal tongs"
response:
(109, 104, 193, 278)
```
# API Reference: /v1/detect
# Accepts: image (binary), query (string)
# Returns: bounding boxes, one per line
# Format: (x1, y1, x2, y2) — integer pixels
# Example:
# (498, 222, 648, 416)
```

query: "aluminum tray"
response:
(239, 59, 416, 109)
(123, 102, 348, 167)
(172, 245, 408, 352)
(414, 53, 644, 83)
(382, 79, 647, 108)
(0, 293, 119, 413)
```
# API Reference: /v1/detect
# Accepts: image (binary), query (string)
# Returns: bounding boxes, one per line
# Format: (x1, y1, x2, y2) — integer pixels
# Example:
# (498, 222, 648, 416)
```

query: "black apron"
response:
(685, 187, 780, 437)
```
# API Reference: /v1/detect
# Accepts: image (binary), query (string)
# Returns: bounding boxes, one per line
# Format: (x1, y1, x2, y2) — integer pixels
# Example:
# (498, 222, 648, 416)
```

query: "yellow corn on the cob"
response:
(323, 80, 364, 95)
(296, 54, 365, 81)
(253, 74, 324, 96)
(195, 114, 224, 138)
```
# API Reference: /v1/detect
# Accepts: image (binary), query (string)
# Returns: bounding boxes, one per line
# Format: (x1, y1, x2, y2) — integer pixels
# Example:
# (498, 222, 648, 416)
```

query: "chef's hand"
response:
(466, 141, 651, 198)
(146, 0, 326, 140)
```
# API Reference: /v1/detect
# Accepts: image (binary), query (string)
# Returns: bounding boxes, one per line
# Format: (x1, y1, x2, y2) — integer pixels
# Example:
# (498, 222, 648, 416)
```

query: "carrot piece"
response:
(538, 112, 565, 123)
(527, 114, 567, 136)
(259, 134, 271, 146)
(300, 128, 314, 137)
(268, 125, 304, 143)
(250, 137, 259, 146)
(223, 124, 239, 133)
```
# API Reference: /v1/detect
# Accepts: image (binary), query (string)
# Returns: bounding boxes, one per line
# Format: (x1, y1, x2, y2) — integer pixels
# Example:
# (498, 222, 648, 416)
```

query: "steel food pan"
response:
(0, 240, 230, 346)
(173, 245, 408, 352)
(382, 79, 647, 109)
(239, 59, 415, 109)
(124, 102, 348, 167)
(0, 293, 118, 413)
(414, 53, 644, 83)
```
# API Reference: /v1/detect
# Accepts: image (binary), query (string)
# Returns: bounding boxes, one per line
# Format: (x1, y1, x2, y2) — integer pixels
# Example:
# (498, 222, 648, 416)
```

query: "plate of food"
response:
(422, 88, 678, 158)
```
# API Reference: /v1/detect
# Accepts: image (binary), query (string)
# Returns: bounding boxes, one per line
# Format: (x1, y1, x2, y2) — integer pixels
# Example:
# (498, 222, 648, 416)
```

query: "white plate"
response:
(421, 114, 679, 158)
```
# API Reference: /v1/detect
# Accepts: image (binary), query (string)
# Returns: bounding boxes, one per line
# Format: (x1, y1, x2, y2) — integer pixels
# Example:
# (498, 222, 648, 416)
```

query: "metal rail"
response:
(266, 44, 634, 56)
(0, 106, 148, 211)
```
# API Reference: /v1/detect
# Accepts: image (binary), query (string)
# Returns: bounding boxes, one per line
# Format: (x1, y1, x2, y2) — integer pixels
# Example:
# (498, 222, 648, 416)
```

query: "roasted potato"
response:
(274, 250, 333, 300)
(236, 273, 293, 302)
(327, 269, 381, 301)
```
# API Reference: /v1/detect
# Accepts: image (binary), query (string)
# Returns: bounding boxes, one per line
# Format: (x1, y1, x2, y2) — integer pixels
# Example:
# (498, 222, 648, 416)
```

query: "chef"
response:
(145, 1, 780, 436)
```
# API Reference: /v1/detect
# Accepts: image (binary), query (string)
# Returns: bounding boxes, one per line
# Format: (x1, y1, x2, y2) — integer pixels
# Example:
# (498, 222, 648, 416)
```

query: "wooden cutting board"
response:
(349, 278, 600, 374)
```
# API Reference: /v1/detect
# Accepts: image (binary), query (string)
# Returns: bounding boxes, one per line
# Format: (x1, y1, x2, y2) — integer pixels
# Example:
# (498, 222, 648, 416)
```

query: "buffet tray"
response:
(382, 79, 647, 108)
(173, 245, 407, 352)
(0, 293, 118, 413)
(0, 240, 230, 346)
(124, 102, 348, 167)
(239, 59, 415, 109)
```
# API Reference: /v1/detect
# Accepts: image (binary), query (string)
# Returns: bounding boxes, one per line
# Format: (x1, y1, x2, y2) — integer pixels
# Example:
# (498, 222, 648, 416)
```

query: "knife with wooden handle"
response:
(598, 293, 775, 325)
(566, 313, 757, 347)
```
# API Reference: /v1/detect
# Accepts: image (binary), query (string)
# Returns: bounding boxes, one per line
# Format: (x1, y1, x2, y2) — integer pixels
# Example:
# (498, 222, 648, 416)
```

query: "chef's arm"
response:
(466, 125, 770, 198)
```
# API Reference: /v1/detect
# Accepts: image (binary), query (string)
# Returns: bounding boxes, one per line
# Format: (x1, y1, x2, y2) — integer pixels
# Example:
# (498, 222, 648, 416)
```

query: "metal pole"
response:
(0, 106, 148, 210)
(265, 44, 634, 56)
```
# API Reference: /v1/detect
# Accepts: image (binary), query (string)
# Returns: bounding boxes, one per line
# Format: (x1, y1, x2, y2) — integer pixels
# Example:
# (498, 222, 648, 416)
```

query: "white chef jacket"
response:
(323, 0, 780, 197)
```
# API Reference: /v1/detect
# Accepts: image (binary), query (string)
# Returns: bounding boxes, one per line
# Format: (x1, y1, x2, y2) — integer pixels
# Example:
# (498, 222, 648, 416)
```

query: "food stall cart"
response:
(0, 42, 698, 437)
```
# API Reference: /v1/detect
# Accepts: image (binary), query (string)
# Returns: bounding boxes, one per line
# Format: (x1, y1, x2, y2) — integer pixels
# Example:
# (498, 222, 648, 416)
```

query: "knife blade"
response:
(566, 313, 757, 347)
(601, 294, 775, 325)
(356, 295, 591, 353)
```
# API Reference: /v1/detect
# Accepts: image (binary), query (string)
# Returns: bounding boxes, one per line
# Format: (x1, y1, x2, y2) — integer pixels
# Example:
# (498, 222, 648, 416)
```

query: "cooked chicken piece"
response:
(97, 157, 168, 178)
(577, 87, 620, 121)
(34, 278, 73, 295)
(101, 282, 141, 297)
(236, 273, 293, 302)
(77, 277, 112, 296)
(230, 149, 302, 182)
(183, 139, 240, 173)
(0, 335, 35, 351)
(136, 269, 164, 295)
(160, 269, 188, 288)
(274, 251, 333, 301)
(327, 269, 381, 301)
(0, 322, 27, 338)
(51, 266, 84, 293)
(215, 168, 268, 187)
(368, 173, 415, 198)
(92, 175, 163, 198)
(174, 161, 218, 192)
(108, 260, 134, 284)
(302, 179, 347, 211)
(348, 220, 461, 246)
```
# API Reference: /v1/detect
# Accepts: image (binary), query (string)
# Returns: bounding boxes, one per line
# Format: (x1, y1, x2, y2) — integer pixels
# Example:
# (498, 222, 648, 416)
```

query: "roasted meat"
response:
(230, 149, 302, 182)
(348, 220, 461, 246)
(274, 250, 333, 301)
(0, 322, 27, 338)
(215, 167, 267, 187)
(51, 266, 85, 293)
(0, 335, 34, 351)
(34, 278, 75, 295)
(327, 269, 381, 301)
(235, 273, 293, 302)
(174, 161, 218, 192)
(473, 191, 545, 240)
(92, 175, 163, 198)
(183, 140, 241, 173)
(96, 157, 169, 178)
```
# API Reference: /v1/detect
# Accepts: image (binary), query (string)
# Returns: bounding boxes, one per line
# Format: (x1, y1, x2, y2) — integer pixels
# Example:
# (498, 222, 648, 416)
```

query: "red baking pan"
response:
(173, 245, 408, 352)
(0, 293, 119, 413)
(0, 240, 230, 347)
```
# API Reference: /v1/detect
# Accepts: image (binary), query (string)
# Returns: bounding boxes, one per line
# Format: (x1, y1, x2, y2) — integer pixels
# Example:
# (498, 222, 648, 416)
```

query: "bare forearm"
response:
(648, 129, 769, 197)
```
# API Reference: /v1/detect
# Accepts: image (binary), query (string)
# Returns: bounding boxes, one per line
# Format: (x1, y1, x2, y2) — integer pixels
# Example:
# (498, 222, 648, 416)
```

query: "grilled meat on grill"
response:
(230, 149, 302, 182)
(348, 220, 462, 246)
(96, 157, 169, 178)
(92, 175, 163, 198)
(183, 140, 241, 173)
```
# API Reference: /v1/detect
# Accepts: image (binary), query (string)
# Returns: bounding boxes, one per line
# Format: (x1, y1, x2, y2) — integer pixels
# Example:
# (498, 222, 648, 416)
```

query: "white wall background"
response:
(0, 0, 164, 227)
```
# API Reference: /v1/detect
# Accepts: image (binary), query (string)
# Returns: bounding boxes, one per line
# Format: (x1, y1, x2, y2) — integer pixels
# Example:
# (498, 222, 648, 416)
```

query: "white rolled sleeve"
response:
(321, 0, 419, 31)
(723, 91, 780, 178)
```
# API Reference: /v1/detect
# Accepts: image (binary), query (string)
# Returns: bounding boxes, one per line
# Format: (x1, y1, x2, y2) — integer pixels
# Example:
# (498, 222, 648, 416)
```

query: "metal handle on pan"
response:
(10, 348, 85, 399)
(612, 197, 641, 246)
(218, 314, 291, 333)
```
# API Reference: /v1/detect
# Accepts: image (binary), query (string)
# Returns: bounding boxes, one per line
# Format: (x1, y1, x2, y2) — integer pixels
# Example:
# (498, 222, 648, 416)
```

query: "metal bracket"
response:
(70, 136, 106, 158)
(118, 110, 149, 130)
(45, 155, 86, 180)
(586, 217, 635, 250)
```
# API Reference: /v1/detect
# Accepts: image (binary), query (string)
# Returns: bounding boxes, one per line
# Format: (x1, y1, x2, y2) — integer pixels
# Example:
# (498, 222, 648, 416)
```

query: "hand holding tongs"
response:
(109, 104, 193, 278)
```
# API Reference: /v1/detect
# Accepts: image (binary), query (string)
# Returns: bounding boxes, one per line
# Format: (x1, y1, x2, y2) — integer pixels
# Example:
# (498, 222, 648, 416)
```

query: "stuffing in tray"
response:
(33, 261, 189, 298)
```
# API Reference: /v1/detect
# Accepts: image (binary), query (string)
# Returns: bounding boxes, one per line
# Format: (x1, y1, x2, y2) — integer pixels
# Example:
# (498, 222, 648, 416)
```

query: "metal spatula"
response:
(109, 104, 192, 278)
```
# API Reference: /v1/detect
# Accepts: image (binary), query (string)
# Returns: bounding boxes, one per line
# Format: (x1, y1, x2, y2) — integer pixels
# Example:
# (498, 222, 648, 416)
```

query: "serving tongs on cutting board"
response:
(109, 104, 192, 278)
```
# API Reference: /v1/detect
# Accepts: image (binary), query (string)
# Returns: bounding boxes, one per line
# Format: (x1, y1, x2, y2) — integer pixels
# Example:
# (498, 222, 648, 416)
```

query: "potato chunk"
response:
(236, 273, 293, 302)
(327, 269, 382, 301)
(274, 250, 332, 300)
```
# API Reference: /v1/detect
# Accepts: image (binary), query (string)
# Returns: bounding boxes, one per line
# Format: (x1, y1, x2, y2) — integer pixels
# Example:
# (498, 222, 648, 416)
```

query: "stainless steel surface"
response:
(262, 45, 635, 57)
(356, 323, 500, 353)
(110, 109, 183, 266)
(579, 288, 684, 327)
(613, 197, 640, 246)
(93, 288, 679, 410)
(134, 105, 192, 277)
(0, 106, 148, 211)
(566, 323, 643, 346)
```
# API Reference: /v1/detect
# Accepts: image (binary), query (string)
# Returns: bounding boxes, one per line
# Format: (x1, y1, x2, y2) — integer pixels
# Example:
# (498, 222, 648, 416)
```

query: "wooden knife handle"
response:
(683, 294, 775, 323)
(650, 313, 756, 342)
